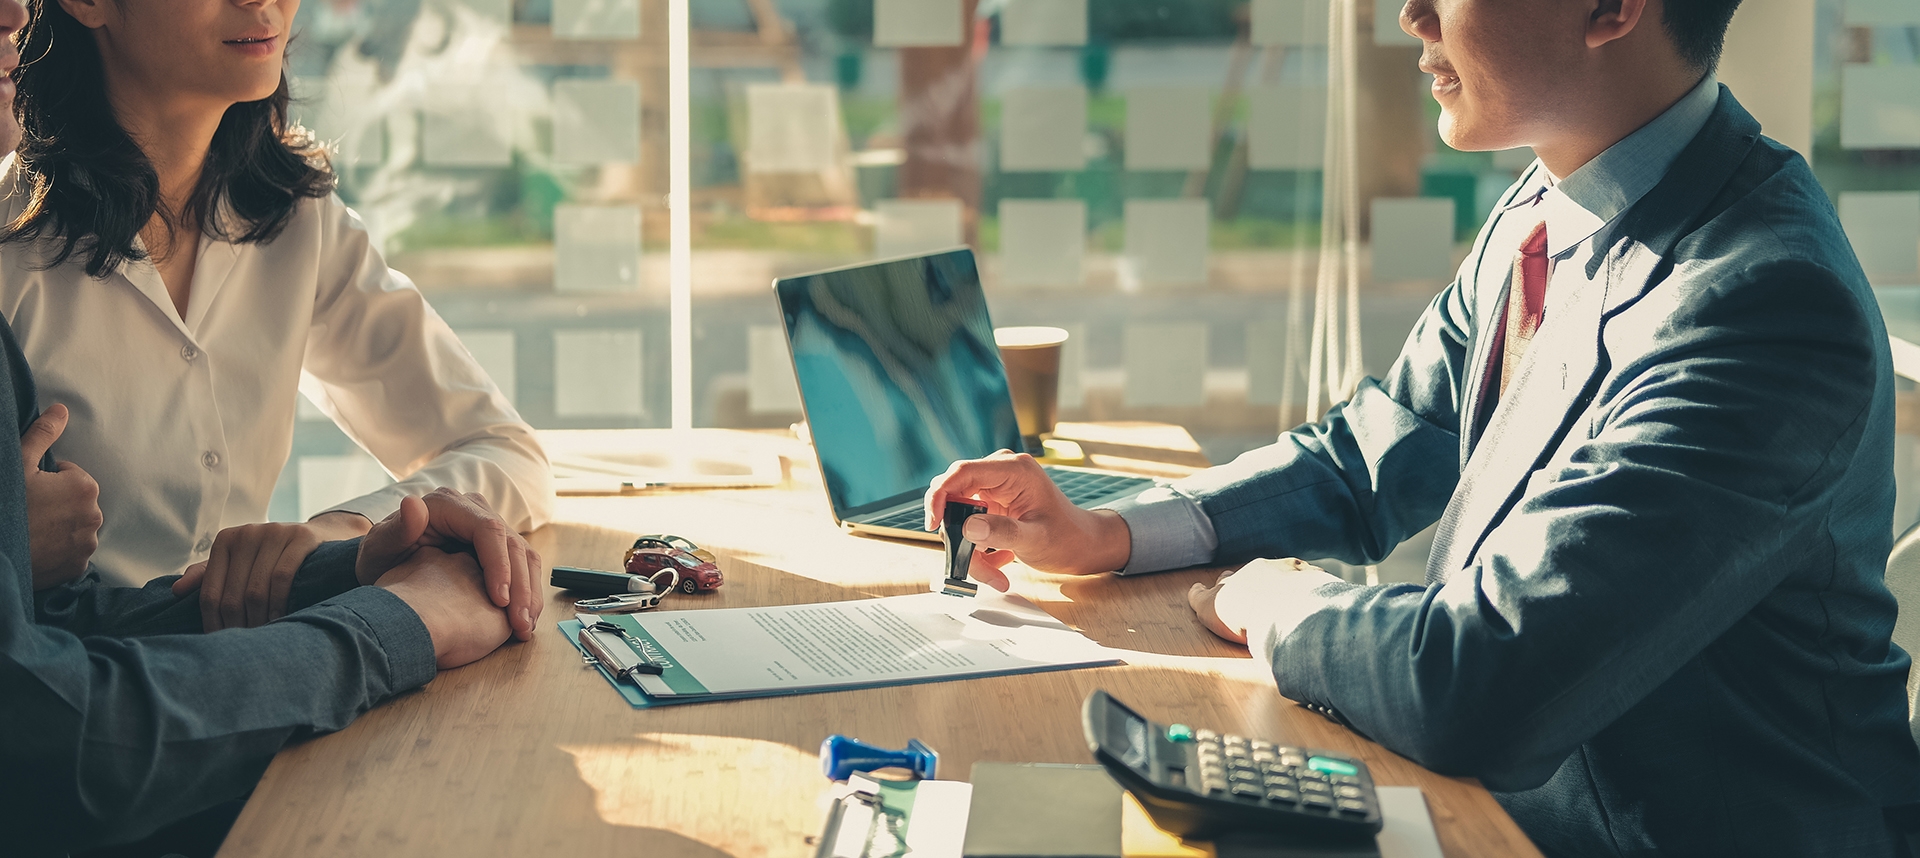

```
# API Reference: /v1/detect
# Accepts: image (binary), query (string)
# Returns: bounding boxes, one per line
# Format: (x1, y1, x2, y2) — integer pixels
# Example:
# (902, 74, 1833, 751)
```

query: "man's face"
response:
(1401, 0, 1598, 152)
(0, 0, 23, 154)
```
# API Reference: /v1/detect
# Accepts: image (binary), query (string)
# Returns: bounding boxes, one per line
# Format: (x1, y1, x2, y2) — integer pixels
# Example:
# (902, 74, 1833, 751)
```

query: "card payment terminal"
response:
(1082, 690, 1383, 841)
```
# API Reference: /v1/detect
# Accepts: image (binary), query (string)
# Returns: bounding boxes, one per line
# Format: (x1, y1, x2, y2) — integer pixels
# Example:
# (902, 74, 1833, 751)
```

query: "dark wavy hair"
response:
(1, 0, 334, 277)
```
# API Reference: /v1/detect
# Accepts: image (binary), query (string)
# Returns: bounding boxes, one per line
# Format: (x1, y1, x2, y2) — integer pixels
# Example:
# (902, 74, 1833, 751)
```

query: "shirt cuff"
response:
(1099, 485, 1220, 574)
(286, 537, 366, 613)
(320, 586, 438, 694)
(321, 490, 405, 529)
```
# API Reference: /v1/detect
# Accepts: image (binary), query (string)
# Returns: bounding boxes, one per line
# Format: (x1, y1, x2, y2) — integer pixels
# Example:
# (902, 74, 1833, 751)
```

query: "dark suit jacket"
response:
(1177, 91, 1920, 855)
(0, 314, 438, 855)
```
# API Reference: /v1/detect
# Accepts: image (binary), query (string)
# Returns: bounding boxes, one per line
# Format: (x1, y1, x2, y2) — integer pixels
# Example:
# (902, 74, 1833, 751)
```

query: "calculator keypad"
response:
(1188, 734, 1374, 819)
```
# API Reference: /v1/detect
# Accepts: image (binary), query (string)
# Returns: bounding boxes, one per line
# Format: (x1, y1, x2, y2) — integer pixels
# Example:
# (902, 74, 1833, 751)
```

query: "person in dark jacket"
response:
(0, 3, 548, 854)
(926, 0, 1920, 854)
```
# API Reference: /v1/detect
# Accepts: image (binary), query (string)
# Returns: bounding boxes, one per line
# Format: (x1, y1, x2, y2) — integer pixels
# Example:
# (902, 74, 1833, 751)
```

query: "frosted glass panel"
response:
(1248, 86, 1327, 171)
(421, 98, 511, 167)
(553, 79, 640, 167)
(1002, 0, 1087, 46)
(875, 199, 965, 259)
(1841, 192, 1920, 284)
(298, 391, 327, 422)
(999, 199, 1086, 287)
(1247, 319, 1295, 406)
(1842, 65, 1920, 149)
(1001, 86, 1088, 172)
(290, 77, 386, 169)
(1252, 0, 1329, 46)
(299, 452, 395, 520)
(875, 0, 964, 46)
(439, 0, 510, 23)
(1124, 323, 1208, 407)
(748, 326, 803, 413)
(454, 330, 518, 406)
(1717, 0, 1814, 156)
(553, 0, 640, 40)
(1846, 0, 1920, 26)
(1123, 199, 1210, 288)
(554, 204, 642, 294)
(1370, 197, 1455, 282)
(1492, 147, 1536, 171)
(1057, 322, 1088, 409)
(747, 83, 840, 173)
(1126, 87, 1212, 171)
(1375, 0, 1418, 45)
(554, 329, 644, 418)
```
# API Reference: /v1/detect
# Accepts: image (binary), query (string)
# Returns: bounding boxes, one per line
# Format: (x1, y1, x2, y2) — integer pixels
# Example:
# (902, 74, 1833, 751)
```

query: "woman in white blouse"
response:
(0, 0, 552, 631)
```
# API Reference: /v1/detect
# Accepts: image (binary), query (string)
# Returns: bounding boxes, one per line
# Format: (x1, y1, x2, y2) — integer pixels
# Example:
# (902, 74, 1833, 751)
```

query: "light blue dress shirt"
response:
(1104, 73, 1724, 575)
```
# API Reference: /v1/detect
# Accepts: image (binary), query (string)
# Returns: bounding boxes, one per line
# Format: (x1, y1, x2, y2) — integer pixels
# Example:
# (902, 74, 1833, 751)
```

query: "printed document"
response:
(572, 589, 1118, 703)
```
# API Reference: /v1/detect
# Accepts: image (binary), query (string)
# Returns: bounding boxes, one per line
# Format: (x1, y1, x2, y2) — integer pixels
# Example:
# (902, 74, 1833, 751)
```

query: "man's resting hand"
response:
(376, 545, 514, 669)
(355, 489, 543, 641)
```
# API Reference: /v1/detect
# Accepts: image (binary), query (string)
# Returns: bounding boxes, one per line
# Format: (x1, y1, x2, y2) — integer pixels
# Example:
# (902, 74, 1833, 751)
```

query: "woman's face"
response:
(60, 0, 299, 112)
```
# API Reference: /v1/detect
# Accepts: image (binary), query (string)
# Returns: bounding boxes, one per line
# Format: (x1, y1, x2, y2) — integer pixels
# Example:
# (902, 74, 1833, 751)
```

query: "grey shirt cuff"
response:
(287, 537, 366, 614)
(1099, 485, 1220, 574)
(317, 586, 438, 694)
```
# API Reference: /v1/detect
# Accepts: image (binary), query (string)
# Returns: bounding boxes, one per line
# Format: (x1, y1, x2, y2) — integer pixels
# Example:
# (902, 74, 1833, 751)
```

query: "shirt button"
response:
(195, 536, 212, 553)
(201, 451, 220, 469)
(180, 344, 199, 361)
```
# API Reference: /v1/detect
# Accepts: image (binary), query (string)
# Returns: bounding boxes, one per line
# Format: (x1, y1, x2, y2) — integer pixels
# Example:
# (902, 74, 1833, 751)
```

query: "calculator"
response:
(1081, 690, 1383, 841)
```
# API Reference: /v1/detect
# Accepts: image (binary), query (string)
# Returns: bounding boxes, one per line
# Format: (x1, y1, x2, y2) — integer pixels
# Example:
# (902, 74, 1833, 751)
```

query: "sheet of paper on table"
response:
(566, 589, 1120, 706)
(540, 428, 786, 493)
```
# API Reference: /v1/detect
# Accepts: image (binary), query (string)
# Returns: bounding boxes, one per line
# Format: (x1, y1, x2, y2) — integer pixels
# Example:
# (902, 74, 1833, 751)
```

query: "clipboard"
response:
(573, 614, 663, 683)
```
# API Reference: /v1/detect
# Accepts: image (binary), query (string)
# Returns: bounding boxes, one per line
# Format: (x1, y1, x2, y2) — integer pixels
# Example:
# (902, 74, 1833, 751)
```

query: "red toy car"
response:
(628, 533, 717, 565)
(624, 546, 723, 594)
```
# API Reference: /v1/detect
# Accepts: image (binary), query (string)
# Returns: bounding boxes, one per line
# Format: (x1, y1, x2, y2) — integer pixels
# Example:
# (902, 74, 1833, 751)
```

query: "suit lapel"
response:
(1424, 88, 1765, 584)
(1457, 164, 1548, 464)
(1426, 254, 1608, 581)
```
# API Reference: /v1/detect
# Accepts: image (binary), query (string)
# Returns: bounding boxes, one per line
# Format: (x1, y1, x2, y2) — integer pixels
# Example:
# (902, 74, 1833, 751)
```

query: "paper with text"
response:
(588, 590, 1117, 701)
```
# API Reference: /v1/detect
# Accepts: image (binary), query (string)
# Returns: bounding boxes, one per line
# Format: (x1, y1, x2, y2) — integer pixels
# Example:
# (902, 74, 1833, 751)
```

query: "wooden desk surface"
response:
(220, 429, 1539, 858)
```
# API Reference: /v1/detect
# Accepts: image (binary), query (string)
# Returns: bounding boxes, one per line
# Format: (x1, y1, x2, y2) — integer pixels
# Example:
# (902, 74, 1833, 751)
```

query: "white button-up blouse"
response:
(0, 159, 554, 585)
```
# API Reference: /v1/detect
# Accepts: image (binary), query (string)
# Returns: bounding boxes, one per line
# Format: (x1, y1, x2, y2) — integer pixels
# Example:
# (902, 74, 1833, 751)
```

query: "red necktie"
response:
(1499, 221, 1550, 397)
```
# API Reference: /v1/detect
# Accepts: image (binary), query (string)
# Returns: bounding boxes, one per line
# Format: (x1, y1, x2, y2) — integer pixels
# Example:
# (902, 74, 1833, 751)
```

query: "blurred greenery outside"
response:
(382, 88, 1343, 255)
(358, 1, 1917, 259)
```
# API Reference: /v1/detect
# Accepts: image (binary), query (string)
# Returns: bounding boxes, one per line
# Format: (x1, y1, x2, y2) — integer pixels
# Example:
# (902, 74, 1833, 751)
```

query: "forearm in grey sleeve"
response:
(1, 557, 435, 854)
(1100, 486, 1219, 574)
(34, 537, 370, 638)
(1109, 279, 1475, 572)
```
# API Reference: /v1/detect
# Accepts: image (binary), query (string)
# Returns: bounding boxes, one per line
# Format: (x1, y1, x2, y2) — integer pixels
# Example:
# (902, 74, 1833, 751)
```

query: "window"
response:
(279, 0, 1920, 562)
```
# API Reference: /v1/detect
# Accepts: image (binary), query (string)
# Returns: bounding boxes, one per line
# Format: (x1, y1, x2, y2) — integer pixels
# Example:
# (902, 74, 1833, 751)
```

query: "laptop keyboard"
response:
(1044, 467, 1154, 505)
(867, 507, 934, 531)
(861, 468, 1154, 531)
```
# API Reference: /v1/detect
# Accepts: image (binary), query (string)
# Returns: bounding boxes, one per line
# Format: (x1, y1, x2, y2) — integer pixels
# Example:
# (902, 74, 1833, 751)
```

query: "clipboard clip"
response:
(813, 774, 909, 858)
(577, 620, 666, 679)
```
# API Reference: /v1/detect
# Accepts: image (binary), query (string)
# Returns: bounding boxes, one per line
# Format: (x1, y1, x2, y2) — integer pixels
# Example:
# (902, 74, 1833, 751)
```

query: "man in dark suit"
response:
(927, 0, 1920, 853)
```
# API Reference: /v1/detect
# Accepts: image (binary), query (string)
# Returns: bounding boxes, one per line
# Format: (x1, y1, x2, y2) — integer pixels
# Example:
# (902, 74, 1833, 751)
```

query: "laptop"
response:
(773, 247, 1156, 543)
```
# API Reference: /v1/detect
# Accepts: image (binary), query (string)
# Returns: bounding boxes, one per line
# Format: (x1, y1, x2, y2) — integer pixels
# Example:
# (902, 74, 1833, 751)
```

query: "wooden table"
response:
(219, 428, 1540, 858)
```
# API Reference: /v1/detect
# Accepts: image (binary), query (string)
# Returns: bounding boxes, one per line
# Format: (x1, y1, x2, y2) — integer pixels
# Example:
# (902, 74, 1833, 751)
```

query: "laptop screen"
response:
(774, 248, 1022, 517)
